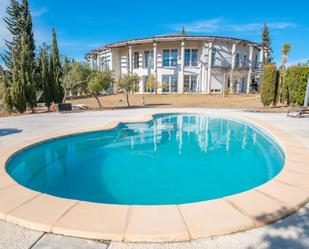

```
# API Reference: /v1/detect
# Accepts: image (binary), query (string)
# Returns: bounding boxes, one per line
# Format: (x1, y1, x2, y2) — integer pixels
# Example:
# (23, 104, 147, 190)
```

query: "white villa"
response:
(85, 34, 268, 94)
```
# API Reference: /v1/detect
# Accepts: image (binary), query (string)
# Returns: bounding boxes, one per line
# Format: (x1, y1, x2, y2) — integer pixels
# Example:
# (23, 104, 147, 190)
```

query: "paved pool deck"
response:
(0, 108, 309, 249)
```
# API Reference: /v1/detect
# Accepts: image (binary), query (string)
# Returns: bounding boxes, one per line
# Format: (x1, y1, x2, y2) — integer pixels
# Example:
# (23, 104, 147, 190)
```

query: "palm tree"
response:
(279, 43, 292, 103)
(281, 43, 291, 66)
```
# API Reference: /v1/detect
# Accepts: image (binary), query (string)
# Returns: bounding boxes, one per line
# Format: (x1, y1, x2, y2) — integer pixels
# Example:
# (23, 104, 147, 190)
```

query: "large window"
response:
(144, 50, 154, 69)
(162, 75, 177, 93)
(133, 51, 139, 68)
(184, 49, 198, 66)
(100, 57, 109, 71)
(184, 75, 198, 92)
(163, 49, 178, 67)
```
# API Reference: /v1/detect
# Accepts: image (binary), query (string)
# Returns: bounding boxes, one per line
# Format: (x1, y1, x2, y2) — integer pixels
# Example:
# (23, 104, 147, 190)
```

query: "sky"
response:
(0, 0, 308, 65)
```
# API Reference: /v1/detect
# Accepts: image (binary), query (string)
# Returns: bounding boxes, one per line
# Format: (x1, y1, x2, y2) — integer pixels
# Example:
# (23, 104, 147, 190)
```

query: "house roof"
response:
(85, 34, 264, 58)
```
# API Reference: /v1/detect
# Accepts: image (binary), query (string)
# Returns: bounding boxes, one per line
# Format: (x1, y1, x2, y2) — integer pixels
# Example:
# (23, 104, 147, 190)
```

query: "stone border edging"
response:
(0, 112, 309, 242)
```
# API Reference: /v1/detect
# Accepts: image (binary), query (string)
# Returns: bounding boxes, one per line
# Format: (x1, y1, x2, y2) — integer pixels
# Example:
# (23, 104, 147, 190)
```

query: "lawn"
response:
(0, 93, 289, 117)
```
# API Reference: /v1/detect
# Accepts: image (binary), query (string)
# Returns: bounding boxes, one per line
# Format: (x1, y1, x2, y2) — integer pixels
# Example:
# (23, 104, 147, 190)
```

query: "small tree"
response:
(118, 73, 140, 107)
(88, 71, 113, 107)
(145, 74, 159, 94)
(61, 62, 92, 103)
(260, 63, 278, 106)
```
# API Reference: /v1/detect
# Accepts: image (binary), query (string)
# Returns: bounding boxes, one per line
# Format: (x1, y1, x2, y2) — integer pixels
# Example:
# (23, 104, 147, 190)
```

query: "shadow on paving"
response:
(247, 206, 309, 249)
(0, 128, 22, 137)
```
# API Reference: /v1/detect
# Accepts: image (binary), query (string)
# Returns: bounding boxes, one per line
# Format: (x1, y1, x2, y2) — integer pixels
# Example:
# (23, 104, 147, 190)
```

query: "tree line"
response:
(260, 24, 309, 107)
(0, 0, 130, 113)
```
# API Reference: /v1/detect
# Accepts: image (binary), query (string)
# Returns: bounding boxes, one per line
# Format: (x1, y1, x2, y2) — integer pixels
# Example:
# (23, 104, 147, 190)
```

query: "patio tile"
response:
(124, 205, 189, 242)
(6, 194, 77, 232)
(0, 174, 17, 190)
(257, 181, 309, 209)
(225, 190, 291, 226)
(53, 202, 128, 241)
(179, 199, 254, 239)
(32, 233, 108, 249)
(0, 185, 40, 220)
(284, 161, 309, 174)
(276, 170, 309, 192)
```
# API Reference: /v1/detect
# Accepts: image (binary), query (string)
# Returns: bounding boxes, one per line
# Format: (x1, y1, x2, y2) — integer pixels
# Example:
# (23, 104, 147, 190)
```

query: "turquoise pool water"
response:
(7, 114, 285, 205)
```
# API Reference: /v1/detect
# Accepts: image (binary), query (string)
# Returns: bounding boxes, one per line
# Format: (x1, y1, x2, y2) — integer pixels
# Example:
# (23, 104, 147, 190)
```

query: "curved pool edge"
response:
(0, 112, 309, 242)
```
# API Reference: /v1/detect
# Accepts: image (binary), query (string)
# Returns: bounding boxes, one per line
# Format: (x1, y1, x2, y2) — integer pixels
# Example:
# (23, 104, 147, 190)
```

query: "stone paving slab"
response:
(31, 234, 108, 249)
(0, 220, 43, 249)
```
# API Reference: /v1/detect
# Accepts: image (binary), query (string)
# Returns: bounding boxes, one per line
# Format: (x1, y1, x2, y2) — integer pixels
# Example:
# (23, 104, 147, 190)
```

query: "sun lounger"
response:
(287, 107, 309, 118)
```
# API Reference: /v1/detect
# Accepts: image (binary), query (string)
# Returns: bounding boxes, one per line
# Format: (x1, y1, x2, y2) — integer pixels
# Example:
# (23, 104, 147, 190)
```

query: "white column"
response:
(139, 78, 143, 93)
(231, 44, 237, 70)
(128, 45, 133, 74)
(246, 46, 254, 93)
(153, 42, 158, 74)
(207, 42, 213, 94)
(200, 42, 207, 93)
(230, 43, 237, 93)
(259, 47, 264, 68)
(97, 55, 100, 71)
(179, 41, 185, 93)
(153, 42, 160, 93)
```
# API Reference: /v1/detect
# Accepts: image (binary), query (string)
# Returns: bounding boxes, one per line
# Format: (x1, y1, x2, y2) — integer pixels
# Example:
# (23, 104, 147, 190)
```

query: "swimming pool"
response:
(6, 114, 285, 205)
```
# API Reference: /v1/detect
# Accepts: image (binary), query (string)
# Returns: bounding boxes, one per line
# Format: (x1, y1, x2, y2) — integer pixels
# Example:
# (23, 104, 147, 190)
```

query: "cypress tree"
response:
(262, 23, 273, 63)
(20, 32, 36, 112)
(1, 72, 13, 113)
(1, 0, 22, 69)
(50, 28, 63, 103)
(18, 0, 37, 111)
(11, 49, 26, 113)
(40, 47, 53, 109)
(20, 0, 35, 63)
(260, 64, 278, 106)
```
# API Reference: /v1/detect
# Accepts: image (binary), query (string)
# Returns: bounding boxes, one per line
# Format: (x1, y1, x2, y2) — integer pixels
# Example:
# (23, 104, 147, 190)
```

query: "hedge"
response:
(285, 66, 309, 106)
(260, 64, 278, 106)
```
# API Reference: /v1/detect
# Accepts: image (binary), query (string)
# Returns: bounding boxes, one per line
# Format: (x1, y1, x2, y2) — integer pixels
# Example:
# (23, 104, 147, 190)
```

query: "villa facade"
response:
(85, 34, 267, 94)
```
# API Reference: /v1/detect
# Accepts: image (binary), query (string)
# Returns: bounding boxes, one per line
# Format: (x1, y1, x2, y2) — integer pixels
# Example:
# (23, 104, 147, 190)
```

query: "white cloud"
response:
(32, 7, 48, 17)
(172, 18, 222, 33)
(171, 18, 296, 33)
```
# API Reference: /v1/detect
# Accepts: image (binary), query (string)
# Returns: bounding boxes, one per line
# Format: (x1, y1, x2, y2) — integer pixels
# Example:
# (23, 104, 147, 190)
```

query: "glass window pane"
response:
(184, 49, 190, 66)
(163, 49, 170, 67)
(184, 75, 190, 92)
(171, 75, 177, 92)
(171, 49, 178, 67)
(162, 75, 169, 92)
(191, 49, 198, 66)
(133, 52, 139, 68)
(191, 75, 197, 92)
(211, 48, 216, 66)
(144, 51, 149, 68)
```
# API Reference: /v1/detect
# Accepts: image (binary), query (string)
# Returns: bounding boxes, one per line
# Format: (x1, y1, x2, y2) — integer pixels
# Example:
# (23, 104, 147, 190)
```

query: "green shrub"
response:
(285, 66, 309, 106)
(260, 64, 278, 106)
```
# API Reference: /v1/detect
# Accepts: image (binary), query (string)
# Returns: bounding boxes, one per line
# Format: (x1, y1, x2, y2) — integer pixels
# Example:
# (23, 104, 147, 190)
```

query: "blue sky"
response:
(0, 0, 308, 65)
